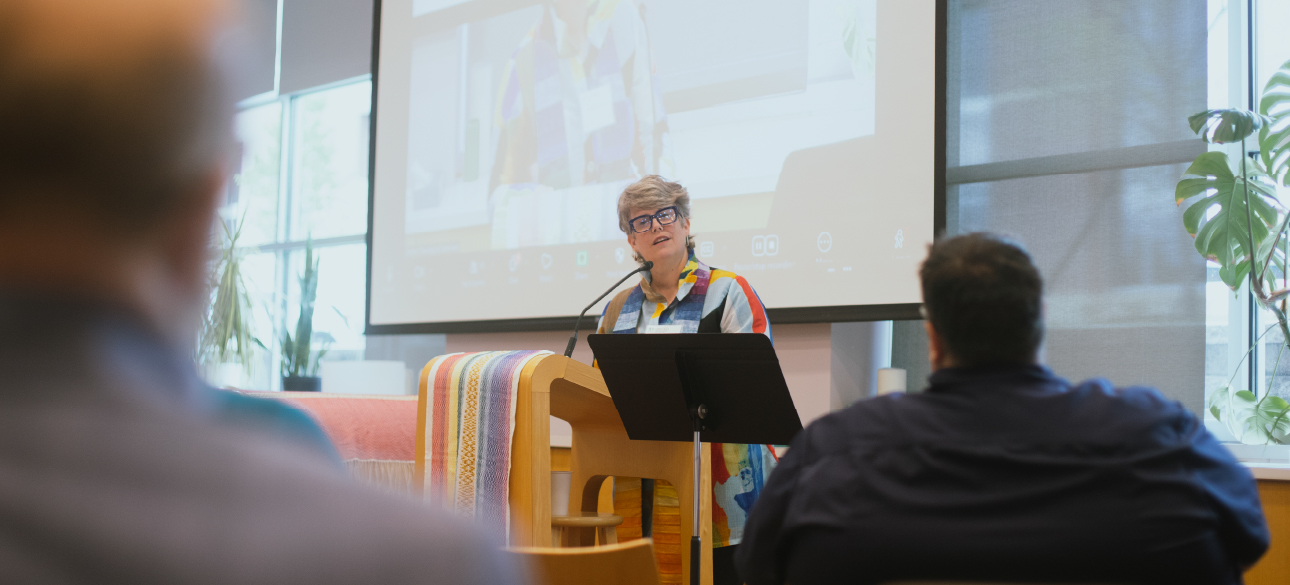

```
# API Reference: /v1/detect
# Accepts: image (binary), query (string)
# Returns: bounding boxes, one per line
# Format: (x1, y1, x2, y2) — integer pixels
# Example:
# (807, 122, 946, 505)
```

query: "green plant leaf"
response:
(1251, 212, 1290, 293)
(199, 216, 262, 374)
(1207, 385, 1231, 411)
(1263, 395, 1290, 412)
(311, 347, 329, 376)
(1218, 262, 1253, 290)
(1177, 152, 1281, 289)
(280, 330, 297, 377)
(1259, 59, 1290, 118)
(1259, 59, 1290, 185)
(281, 237, 323, 379)
(1206, 385, 1275, 444)
(1175, 151, 1235, 206)
(1262, 128, 1290, 186)
(1250, 394, 1290, 445)
(1189, 109, 1271, 144)
(1256, 214, 1290, 266)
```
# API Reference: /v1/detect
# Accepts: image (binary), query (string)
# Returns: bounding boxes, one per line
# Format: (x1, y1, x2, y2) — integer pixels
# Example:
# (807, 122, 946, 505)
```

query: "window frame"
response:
(223, 75, 374, 391)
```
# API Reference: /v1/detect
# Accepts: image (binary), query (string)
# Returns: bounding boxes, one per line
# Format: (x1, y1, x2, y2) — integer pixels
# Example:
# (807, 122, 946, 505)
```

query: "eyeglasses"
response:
(628, 206, 681, 234)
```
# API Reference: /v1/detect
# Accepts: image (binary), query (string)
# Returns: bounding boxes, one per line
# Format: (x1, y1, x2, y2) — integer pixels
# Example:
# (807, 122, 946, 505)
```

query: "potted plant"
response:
(1174, 58, 1290, 444)
(280, 239, 328, 391)
(198, 218, 262, 385)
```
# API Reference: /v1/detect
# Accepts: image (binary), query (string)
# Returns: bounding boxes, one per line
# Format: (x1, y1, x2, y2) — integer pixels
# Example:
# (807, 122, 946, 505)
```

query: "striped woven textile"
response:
(416, 350, 551, 536)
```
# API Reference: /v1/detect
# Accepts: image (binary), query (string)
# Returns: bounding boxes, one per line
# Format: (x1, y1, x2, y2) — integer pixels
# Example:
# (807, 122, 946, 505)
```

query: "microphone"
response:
(564, 260, 653, 358)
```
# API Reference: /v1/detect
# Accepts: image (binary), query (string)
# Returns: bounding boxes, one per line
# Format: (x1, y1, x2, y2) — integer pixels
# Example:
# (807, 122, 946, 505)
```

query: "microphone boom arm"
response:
(564, 260, 653, 358)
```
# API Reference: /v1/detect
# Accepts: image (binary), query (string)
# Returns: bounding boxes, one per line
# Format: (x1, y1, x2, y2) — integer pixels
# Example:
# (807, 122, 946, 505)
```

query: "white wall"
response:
(830, 321, 893, 409)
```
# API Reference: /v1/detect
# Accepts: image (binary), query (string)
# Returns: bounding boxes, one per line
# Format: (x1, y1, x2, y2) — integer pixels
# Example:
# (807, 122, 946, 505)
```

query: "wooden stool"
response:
(551, 511, 624, 547)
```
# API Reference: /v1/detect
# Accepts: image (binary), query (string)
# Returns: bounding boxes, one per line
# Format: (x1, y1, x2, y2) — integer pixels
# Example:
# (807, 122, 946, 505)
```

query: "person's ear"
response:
(163, 168, 223, 295)
(924, 319, 946, 371)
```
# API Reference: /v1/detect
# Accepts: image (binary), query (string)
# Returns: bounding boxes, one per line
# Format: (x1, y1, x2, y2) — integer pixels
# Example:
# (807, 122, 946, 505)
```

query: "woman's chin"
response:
(644, 246, 678, 265)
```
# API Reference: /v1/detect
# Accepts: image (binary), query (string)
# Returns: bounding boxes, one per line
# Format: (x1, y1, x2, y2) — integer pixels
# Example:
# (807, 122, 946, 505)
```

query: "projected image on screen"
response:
(404, 0, 875, 244)
(372, 0, 934, 327)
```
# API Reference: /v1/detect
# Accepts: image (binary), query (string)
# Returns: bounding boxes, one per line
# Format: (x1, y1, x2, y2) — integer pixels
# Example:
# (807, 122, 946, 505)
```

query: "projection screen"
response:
(368, 0, 944, 332)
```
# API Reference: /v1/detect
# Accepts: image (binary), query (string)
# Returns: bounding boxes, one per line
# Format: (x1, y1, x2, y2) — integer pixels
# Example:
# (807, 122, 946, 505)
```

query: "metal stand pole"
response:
(691, 428, 702, 585)
(689, 404, 706, 585)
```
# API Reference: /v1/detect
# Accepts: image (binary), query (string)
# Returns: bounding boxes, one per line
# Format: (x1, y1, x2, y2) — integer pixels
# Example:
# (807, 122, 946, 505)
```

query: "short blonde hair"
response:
(617, 175, 695, 250)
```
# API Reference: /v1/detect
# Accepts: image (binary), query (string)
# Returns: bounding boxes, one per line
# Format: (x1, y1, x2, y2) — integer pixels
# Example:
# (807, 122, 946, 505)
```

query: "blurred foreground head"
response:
(0, 0, 233, 344)
(919, 233, 1045, 369)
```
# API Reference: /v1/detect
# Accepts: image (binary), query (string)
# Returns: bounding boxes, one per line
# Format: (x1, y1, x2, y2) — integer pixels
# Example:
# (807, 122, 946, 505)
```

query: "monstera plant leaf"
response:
(1260, 59, 1290, 185)
(1208, 385, 1236, 422)
(1208, 385, 1290, 445)
(1255, 213, 1290, 288)
(1176, 151, 1280, 289)
(1245, 395, 1290, 445)
(1189, 109, 1272, 144)
(1210, 386, 1258, 438)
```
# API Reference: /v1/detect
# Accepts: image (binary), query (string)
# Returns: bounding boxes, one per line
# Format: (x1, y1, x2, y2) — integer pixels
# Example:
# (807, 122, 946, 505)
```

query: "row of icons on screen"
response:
(471, 233, 824, 274)
(753, 230, 902, 255)
(456, 230, 905, 274)
(755, 230, 904, 255)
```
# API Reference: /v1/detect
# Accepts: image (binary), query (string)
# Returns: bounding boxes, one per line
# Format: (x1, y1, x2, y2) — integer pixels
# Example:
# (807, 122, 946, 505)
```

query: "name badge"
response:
(645, 325, 683, 334)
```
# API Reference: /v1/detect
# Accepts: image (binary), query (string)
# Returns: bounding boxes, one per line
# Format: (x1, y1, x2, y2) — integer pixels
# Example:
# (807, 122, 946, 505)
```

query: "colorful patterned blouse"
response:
(596, 252, 777, 549)
(598, 252, 771, 339)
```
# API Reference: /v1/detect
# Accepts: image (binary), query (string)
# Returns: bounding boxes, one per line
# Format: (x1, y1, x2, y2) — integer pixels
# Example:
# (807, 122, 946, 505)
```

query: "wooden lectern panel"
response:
(506, 354, 714, 585)
(509, 355, 555, 547)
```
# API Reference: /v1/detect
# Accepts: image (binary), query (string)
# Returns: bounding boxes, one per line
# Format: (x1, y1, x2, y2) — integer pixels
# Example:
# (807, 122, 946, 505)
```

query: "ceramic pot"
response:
(282, 375, 322, 392)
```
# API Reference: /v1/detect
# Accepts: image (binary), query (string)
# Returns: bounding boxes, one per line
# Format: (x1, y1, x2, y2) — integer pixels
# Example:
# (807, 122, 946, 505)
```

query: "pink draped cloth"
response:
(237, 392, 417, 476)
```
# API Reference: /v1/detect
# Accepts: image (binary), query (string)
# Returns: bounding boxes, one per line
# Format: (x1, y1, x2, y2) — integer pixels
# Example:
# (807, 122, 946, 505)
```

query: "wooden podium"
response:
(505, 354, 713, 585)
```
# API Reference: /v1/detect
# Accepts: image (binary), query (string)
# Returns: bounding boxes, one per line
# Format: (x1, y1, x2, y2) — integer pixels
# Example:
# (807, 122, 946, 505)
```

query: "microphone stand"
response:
(564, 260, 653, 358)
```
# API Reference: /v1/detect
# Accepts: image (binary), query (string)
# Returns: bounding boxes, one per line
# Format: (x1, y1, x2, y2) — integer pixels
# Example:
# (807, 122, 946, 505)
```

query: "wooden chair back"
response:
(508, 539, 662, 585)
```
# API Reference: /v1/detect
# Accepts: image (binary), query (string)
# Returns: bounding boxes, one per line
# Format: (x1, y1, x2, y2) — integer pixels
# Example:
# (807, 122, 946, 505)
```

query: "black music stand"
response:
(587, 333, 803, 585)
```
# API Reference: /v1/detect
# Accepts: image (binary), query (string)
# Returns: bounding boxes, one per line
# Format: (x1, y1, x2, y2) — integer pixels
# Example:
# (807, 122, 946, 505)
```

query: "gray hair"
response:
(617, 175, 695, 251)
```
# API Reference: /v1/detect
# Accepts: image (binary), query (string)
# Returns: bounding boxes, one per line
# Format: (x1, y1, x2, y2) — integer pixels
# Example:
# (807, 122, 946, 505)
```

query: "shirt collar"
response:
(925, 362, 1060, 394)
(639, 251, 702, 305)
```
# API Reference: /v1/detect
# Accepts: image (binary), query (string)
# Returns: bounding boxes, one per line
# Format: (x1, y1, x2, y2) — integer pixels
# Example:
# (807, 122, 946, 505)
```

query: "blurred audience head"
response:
(0, 0, 234, 342)
(919, 233, 1044, 369)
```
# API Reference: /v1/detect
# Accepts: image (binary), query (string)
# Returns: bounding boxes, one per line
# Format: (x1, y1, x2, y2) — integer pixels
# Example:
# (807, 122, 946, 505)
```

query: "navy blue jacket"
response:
(735, 364, 1269, 585)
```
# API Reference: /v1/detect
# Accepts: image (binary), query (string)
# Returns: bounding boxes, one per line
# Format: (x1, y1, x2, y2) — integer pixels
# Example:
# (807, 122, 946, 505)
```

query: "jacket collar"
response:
(925, 362, 1061, 394)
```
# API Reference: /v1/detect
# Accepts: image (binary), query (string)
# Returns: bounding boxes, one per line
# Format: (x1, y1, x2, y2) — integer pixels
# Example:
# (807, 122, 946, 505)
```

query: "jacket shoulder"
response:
(790, 394, 911, 458)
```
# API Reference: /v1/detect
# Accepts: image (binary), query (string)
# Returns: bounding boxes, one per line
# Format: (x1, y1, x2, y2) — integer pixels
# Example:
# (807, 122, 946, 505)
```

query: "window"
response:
(1203, 0, 1249, 449)
(289, 82, 372, 241)
(1252, 0, 1290, 405)
(948, 0, 1207, 412)
(949, 0, 1289, 461)
(1210, 0, 1290, 459)
(210, 79, 372, 391)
